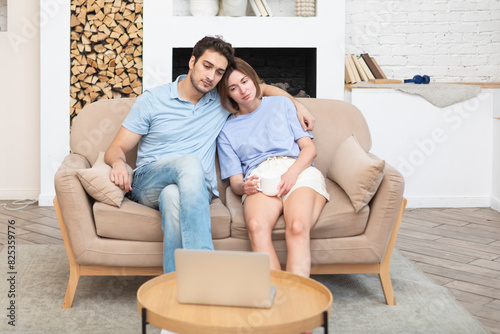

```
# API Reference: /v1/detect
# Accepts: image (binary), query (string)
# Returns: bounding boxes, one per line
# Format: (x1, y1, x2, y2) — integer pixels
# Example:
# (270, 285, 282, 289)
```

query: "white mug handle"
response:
(255, 176, 262, 192)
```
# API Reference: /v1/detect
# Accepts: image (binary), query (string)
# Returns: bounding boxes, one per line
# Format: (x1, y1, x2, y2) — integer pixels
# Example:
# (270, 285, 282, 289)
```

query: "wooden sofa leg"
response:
(63, 262, 81, 309)
(379, 262, 395, 306)
(379, 197, 407, 306)
(54, 197, 82, 309)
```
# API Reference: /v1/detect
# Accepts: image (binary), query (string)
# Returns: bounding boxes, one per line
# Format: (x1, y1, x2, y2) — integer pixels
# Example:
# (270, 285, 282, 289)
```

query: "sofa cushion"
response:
(75, 152, 133, 207)
(228, 178, 369, 241)
(327, 135, 385, 212)
(94, 197, 232, 242)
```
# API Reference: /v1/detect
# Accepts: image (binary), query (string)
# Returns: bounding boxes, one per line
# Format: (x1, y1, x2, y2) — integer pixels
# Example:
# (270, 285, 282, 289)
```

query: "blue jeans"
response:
(128, 155, 214, 273)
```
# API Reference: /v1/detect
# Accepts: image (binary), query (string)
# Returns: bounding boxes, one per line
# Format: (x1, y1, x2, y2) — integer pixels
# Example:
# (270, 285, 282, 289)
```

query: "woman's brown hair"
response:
(217, 57, 262, 113)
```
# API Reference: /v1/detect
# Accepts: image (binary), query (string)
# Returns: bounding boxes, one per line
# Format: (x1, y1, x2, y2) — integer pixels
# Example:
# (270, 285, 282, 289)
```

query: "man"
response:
(105, 36, 315, 273)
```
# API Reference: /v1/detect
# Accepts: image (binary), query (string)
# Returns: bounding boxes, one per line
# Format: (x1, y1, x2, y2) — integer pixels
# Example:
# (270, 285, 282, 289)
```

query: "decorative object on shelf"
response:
(404, 75, 431, 84)
(222, 0, 247, 16)
(250, 0, 272, 16)
(190, 0, 219, 16)
(295, 0, 315, 17)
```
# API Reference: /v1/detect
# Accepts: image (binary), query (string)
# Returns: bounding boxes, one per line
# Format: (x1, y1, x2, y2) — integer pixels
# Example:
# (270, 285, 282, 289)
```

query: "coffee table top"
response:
(137, 270, 333, 334)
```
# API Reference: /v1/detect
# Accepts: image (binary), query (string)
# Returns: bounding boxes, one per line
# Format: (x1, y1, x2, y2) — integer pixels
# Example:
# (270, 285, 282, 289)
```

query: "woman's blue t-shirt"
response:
(217, 96, 313, 180)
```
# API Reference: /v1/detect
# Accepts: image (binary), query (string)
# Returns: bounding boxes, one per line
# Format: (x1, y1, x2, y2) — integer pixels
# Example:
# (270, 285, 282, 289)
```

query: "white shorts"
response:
(242, 156, 330, 203)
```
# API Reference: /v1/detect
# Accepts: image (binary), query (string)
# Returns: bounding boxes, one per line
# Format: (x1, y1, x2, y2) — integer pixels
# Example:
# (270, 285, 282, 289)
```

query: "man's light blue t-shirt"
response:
(122, 75, 230, 196)
(217, 96, 313, 180)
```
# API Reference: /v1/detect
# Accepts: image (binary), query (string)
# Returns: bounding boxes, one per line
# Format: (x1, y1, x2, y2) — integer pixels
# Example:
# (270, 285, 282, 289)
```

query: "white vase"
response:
(190, 0, 219, 16)
(222, 0, 248, 16)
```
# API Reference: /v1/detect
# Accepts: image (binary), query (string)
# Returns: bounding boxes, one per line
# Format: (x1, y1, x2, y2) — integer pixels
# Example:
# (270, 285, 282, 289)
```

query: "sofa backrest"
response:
(70, 98, 138, 168)
(298, 98, 372, 176)
(70, 97, 372, 201)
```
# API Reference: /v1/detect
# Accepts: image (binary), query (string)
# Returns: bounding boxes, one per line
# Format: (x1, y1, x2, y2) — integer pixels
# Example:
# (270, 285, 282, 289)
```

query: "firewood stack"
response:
(70, 0, 143, 123)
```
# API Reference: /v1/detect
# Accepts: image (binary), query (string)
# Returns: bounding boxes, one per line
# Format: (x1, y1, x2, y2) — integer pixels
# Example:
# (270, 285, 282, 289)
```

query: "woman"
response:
(217, 58, 330, 278)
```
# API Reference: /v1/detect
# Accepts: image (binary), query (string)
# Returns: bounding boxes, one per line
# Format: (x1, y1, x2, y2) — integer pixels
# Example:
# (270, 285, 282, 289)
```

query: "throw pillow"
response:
(75, 152, 133, 207)
(327, 135, 385, 212)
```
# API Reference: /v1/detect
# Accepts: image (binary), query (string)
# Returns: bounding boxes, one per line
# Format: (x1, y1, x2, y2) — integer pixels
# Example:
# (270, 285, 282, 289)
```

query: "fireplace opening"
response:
(173, 48, 317, 98)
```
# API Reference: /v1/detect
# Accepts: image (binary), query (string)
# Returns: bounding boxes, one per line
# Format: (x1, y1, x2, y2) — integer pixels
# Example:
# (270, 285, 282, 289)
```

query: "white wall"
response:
(345, 0, 500, 82)
(348, 88, 494, 208)
(492, 89, 500, 211)
(0, 0, 40, 200)
(39, 0, 70, 206)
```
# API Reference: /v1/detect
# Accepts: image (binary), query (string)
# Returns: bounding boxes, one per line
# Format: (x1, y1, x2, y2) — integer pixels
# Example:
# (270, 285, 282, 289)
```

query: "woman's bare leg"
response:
(283, 187, 326, 277)
(244, 193, 283, 271)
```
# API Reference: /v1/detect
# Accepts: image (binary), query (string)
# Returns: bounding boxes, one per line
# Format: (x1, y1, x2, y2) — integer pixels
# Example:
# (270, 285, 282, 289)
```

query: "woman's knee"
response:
(286, 219, 309, 238)
(246, 218, 271, 238)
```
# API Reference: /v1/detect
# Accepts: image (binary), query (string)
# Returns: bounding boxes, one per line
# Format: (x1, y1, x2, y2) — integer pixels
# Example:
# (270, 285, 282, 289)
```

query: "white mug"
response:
(256, 172, 281, 196)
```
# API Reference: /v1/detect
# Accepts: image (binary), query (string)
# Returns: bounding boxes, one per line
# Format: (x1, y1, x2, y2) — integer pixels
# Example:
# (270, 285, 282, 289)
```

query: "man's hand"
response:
(109, 160, 132, 192)
(105, 126, 141, 192)
(295, 101, 315, 131)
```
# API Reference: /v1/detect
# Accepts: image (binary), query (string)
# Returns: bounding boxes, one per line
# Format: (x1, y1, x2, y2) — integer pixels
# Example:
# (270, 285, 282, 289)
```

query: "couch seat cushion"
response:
(229, 178, 369, 240)
(94, 197, 231, 242)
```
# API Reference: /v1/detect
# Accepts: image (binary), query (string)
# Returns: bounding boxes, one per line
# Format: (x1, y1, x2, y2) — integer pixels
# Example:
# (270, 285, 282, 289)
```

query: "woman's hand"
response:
(244, 175, 261, 196)
(277, 170, 298, 197)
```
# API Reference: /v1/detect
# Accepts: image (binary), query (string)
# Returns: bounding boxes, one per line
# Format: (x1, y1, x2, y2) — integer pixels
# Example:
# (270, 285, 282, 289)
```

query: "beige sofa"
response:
(54, 97, 406, 308)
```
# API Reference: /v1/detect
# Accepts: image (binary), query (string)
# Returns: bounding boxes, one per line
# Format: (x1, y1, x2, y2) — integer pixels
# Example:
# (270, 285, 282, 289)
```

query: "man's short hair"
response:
(192, 35, 235, 66)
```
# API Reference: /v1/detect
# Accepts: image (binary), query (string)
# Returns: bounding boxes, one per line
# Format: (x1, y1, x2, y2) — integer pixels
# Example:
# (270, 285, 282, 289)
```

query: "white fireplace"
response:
(143, 0, 345, 99)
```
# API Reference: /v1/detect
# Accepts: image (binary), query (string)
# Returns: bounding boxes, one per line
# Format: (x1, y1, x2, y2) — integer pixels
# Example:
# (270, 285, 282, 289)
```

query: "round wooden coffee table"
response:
(137, 270, 333, 334)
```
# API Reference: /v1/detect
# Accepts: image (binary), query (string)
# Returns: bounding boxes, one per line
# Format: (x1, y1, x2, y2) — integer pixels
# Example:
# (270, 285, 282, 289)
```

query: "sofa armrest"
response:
(54, 153, 100, 261)
(363, 161, 405, 260)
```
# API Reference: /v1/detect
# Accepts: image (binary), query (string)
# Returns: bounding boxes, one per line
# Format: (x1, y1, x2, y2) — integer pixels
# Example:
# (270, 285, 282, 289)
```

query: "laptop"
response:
(174, 249, 276, 308)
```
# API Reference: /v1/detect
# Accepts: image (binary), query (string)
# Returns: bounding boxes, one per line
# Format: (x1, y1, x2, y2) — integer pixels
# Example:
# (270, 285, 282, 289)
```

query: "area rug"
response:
(0, 245, 487, 334)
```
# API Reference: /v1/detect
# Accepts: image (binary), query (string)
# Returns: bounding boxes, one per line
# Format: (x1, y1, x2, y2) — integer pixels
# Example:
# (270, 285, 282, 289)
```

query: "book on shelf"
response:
(344, 55, 356, 84)
(357, 56, 375, 81)
(350, 54, 368, 82)
(368, 78, 402, 83)
(347, 55, 361, 83)
(254, 0, 269, 16)
(248, 0, 261, 16)
(260, 0, 273, 16)
(370, 57, 387, 79)
(361, 53, 384, 79)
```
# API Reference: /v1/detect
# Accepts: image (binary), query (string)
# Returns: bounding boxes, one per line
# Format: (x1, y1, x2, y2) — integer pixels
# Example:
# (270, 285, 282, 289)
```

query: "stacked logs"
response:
(70, 0, 143, 123)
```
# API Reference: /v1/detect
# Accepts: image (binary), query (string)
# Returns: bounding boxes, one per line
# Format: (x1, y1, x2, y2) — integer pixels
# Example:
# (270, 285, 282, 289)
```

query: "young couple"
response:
(105, 36, 329, 279)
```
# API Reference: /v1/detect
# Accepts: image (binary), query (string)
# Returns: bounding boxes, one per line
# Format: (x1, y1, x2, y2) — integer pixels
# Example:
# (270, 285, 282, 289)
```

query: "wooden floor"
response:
(0, 201, 499, 333)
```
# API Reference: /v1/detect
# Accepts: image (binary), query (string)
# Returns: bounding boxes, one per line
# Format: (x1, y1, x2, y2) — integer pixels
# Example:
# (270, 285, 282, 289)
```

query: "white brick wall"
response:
(0, 0, 7, 32)
(346, 0, 500, 82)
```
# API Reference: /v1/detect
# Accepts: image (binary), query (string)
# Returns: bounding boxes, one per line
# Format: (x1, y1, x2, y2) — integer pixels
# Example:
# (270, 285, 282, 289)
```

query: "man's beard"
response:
(190, 74, 213, 95)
